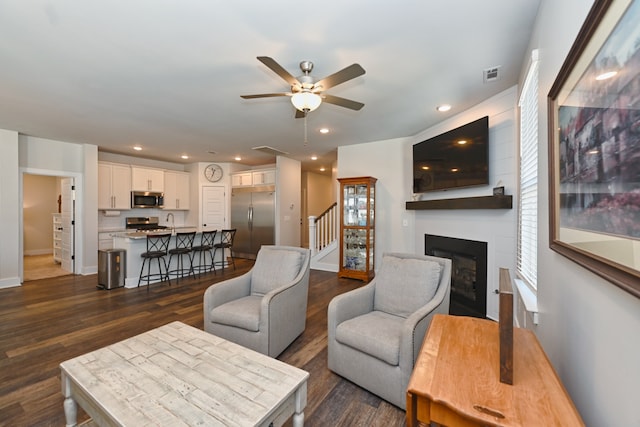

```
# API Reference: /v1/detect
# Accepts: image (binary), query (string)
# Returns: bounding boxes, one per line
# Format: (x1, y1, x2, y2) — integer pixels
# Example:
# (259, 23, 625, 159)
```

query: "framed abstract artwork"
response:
(548, 0, 640, 297)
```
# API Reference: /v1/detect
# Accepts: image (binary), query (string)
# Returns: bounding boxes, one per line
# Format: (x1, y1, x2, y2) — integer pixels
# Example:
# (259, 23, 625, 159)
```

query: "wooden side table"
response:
(406, 314, 584, 427)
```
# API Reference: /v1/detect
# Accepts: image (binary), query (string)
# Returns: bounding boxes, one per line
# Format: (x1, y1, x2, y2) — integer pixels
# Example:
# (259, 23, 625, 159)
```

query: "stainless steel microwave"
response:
(131, 191, 164, 208)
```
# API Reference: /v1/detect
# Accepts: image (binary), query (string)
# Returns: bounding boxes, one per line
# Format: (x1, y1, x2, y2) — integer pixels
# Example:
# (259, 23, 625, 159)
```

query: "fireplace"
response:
(425, 234, 487, 318)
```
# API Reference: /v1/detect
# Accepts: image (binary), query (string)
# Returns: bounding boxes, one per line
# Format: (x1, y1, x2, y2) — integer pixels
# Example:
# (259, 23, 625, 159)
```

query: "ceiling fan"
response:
(241, 56, 366, 118)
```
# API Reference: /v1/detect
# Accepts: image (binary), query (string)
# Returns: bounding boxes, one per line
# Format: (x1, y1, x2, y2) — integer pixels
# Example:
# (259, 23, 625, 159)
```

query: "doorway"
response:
(22, 173, 75, 281)
(201, 185, 226, 230)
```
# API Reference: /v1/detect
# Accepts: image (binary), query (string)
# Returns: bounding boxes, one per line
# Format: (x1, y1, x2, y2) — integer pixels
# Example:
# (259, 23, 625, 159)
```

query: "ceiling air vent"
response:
(251, 145, 289, 156)
(483, 66, 501, 83)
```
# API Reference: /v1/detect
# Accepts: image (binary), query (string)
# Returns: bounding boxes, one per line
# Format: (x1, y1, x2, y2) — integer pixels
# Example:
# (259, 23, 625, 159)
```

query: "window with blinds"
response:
(517, 50, 539, 290)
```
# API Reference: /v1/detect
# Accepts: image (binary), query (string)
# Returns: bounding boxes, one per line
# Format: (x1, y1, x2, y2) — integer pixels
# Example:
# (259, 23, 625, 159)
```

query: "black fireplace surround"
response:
(425, 234, 487, 318)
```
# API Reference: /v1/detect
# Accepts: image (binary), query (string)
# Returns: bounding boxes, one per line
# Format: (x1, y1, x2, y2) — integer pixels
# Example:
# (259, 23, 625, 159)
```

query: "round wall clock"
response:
(204, 163, 223, 182)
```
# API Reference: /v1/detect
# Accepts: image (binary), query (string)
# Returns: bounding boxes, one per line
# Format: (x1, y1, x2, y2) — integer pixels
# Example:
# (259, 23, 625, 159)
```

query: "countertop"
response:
(98, 227, 126, 233)
(112, 227, 201, 240)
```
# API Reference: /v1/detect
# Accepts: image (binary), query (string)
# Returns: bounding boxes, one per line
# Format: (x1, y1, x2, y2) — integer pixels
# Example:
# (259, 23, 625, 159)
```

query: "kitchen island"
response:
(112, 228, 224, 288)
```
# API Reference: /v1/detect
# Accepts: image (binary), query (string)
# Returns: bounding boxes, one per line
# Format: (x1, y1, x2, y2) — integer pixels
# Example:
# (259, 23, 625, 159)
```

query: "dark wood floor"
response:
(0, 259, 406, 426)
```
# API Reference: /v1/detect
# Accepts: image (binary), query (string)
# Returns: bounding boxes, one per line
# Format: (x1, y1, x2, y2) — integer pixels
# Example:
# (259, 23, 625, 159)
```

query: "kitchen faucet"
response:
(166, 213, 175, 232)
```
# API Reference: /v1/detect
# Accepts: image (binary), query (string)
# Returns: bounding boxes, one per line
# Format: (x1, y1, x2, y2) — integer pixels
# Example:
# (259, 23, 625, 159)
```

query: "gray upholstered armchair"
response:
(327, 252, 451, 409)
(203, 245, 311, 358)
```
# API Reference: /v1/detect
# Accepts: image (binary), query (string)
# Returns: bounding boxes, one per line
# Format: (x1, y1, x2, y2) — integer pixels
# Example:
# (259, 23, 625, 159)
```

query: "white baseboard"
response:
(0, 277, 22, 288)
(83, 266, 98, 275)
(24, 249, 54, 256)
(310, 262, 339, 273)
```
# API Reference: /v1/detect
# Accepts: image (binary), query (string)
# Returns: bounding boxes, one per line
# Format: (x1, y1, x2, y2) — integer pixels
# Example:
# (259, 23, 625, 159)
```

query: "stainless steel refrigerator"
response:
(231, 186, 275, 259)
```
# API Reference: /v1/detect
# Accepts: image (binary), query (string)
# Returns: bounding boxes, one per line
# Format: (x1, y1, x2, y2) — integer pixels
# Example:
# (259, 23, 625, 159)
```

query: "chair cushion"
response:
(208, 295, 261, 332)
(251, 249, 303, 296)
(141, 251, 166, 258)
(335, 310, 404, 366)
(373, 255, 442, 318)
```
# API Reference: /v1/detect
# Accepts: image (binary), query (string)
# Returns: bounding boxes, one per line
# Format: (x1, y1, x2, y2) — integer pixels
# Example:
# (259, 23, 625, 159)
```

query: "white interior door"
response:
(201, 186, 225, 230)
(60, 178, 75, 273)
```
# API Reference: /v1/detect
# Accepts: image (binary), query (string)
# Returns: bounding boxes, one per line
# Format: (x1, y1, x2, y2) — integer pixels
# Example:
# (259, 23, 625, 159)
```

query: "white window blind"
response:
(517, 50, 539, 289)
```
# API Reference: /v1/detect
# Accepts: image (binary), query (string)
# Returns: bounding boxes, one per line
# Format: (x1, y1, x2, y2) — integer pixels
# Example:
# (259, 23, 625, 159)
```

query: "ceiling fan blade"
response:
(322, 94, 365, 111)
(257, 56, 299, 86)
(315, 64, 365, 90)
(295, 109, 306, 119)
(240, 93, 291, 99)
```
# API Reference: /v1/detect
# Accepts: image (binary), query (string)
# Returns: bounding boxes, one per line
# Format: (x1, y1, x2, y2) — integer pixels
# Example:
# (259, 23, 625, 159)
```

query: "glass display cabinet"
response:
(338, 176, 377, 281)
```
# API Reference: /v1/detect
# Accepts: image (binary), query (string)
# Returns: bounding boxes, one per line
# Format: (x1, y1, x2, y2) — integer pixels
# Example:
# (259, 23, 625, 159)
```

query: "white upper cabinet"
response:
(252, 169, 276, 186)
(231, 172, 252, 187)
(163, 171, 190, 210)
(98, 162, 131, 210)
(131, 167, 164, 192)
(231, 169, 275, 187)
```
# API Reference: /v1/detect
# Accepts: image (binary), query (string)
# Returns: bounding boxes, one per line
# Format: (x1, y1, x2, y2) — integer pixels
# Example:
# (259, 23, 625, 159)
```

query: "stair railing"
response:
(308, 202, 338, 256)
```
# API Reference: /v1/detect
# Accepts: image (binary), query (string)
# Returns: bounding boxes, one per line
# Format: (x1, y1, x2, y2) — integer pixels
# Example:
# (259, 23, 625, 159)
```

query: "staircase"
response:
(308, 203, 339, 272)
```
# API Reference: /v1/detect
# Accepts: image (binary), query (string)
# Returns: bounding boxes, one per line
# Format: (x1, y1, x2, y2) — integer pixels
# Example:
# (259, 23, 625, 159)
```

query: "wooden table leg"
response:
(406, 392, 418, 427)
(292, 382, 307, 427)
(61, 372, 78, 427)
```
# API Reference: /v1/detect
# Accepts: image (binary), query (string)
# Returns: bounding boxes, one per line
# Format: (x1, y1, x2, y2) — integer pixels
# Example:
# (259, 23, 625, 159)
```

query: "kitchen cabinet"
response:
(338, 176, 377, 281)
(98, 162, 131, 210)
(52, 213, 62, 263)
(252, 169, 276, 186)
(231, 169, 275, 187)
(164, 171, 190, 210)
(231, 172, 253, 187)
(131, 166, 164, 192)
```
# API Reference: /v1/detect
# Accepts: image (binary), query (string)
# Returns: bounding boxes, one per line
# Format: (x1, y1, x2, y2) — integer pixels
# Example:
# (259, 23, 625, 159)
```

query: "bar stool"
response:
(213, 229, 236, 273)
(191, 230, 217, 278)
(168, 231, 196, 282)
(138, 233, 172, 290)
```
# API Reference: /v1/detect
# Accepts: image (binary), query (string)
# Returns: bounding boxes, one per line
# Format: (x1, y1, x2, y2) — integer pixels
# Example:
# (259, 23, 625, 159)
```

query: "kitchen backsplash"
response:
(98, 209, 186, 230)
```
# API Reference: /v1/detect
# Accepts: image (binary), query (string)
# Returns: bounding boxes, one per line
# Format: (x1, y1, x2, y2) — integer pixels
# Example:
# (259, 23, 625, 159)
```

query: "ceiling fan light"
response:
(291, 91, 322, 112)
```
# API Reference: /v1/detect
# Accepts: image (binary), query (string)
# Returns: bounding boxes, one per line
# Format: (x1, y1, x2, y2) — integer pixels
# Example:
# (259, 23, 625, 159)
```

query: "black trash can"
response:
(98, 249, 126, 289)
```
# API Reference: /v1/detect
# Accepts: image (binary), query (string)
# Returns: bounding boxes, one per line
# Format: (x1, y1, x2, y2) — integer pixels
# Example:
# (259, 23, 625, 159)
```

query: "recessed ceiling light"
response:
(595, 70, 617, 80)
(320, 167, 326, 172)
(235, 156, 242, 161)
(181, 155, 189, 159)
(421, 166, 430, 170)
(457, 140, 468, 145)
(133, 145, 142, 151)
(311, 155, 318, 161)
(436, 104, 452, 112)
(451, 168, 459, 172)
(319, 128, 329, 134)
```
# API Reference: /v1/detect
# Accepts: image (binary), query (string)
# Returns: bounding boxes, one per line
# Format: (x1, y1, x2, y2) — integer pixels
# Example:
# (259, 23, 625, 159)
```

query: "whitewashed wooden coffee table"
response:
(60, 321, 309, 426)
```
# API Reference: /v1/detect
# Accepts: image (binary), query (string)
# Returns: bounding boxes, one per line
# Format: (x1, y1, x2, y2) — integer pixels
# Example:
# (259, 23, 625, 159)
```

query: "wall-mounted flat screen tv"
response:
(413, 116, 489, 193)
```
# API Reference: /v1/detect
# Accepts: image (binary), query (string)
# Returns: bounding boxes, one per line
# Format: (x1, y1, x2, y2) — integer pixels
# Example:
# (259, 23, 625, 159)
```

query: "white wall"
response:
(337, 87, 517, 320)
(301, 171, 334, 248)
(529, 1, 640, 425)
(98, 151, 188, 172)
(17, 134, 97, 278)
(305, 172, 334, 217)
(82, 144, 98, 274)
(337, 8, 640, 417)
(338, 135, 414, 271)
(276, 156, 301, 247)
(0, 129, 21, 288)
(192, 162, 227, 231)
(412, 88, 518, 320)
